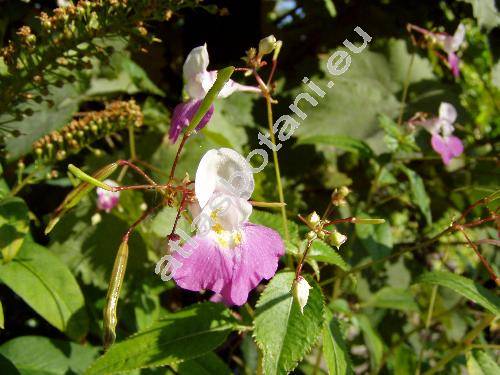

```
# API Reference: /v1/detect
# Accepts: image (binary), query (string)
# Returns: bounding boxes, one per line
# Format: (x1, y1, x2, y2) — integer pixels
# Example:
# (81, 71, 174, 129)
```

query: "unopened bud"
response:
(327, 230, 347, 249)
(331, 186, 350, 206)
(306, 231, 317, 241)
(273, 40, 283, 61)
(293, 276, 312, 314)
(258, 35, 277, 56)
(306, 211, 321, 227)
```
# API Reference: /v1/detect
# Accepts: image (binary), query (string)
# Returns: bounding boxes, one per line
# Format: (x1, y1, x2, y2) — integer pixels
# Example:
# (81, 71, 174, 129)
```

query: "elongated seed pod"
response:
(103, 240, 129, 351)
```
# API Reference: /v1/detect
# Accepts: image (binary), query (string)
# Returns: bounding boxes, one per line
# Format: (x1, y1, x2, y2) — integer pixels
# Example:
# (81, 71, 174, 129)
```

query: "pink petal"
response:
(172, 223, 285, 306)
(169, 99, 214, 143)
(172, 234, 234, 294)
(431, 134, 463, 165)
(220, 223, 285, 305)
(448, 52, 460, 78)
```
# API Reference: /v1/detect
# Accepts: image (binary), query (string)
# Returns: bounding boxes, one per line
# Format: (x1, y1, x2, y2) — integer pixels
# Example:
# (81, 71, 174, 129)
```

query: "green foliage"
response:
(466, 350, 500, 375)
(87, 303, 238, 374)
(296, 135, 374, 158)
(253, 272, 324, 374)
(322, 310, 353, 374)
(415, 271, 500, 315)
(0, 239, 88, 340)
(363, 287, 419, 311)
(0, 197, 29, 262)
(0, 336, 99, 375)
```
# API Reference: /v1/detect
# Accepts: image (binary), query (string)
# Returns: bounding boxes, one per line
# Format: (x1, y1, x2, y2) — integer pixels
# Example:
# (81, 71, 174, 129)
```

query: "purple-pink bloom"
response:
(413, 102, 464, 165)
(96, 179, 120, 213)
(171, 148, 285, 306)
(169, 44, 260, 143)
(169, 100, 214, 143)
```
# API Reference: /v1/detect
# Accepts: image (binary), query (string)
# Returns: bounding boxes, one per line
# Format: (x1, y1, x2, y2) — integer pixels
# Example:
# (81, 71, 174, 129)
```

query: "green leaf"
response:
(0, 165, 9, 199)
(288, 240, 350, 271)
(356, 314, 385, 372)
(0, 197, 29, 262)
(253, 272, 325, 375)
(86, 303, 237, 374)
(399, 165, 432, 225)
(322, 310, 353, 374)
(467, 349, 500, 375)
(250, 210, 300, 241)
(460, 0, 500, 31)
(415, 271, 500, 315)
(296, 135, 373, 158)
(363, 287, 419, 311)
(3, 83, 82, 161)
(355, 214, 393, 261)
(176, 352, 231, 375)
(0, 239, 88, 340)
(387, 344, 417, 374)
(378, 114, 418, 152)
(0, 336, 99, 375)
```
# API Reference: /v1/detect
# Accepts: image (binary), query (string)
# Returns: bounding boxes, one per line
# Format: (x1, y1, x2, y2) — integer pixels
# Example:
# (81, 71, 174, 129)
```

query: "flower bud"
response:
(331, 186, 350, 206)
(293, 276, 312, 314)
(327, 230, 347, 249)
(306, 211, 321, 227)
(258, 35, 277, 56)
(96, 179, 120, 213)
(306, 231, 317, 241)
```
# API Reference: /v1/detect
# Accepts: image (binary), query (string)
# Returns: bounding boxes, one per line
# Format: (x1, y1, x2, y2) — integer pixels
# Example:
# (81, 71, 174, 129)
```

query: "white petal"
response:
(195, 148, 255, 208)
(185, 71, 215, 99)
(183, 44, 210, 84)
(217, 74, 261, 98)
(203, 192, 252, 231)
(451, 23, 465, 51)
(438, 102, 457, 124)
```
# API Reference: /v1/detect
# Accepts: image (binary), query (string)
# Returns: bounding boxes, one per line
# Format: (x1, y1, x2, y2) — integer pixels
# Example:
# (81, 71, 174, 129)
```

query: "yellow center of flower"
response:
(209, 209, 243, 249)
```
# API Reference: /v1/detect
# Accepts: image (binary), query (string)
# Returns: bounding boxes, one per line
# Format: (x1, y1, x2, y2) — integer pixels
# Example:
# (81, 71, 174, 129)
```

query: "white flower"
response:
(421, 102, 457, 137)
(437, 23, 465, 55)
(182, 44, 260, 100)
(293, 276, 312, 314)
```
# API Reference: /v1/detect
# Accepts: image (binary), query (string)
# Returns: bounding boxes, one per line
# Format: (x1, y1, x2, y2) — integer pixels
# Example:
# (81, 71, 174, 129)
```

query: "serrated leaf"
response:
(0, 197, 29, 262)
(356, 314, 385, 372)
(86, 303, 237, 374)
(296, 135, 373, 158)
(415, 271, 500, 315)
(399, 165, 432, 225)
(253, 272, 324, 375)
(460, 0, 500, 31)
(0, 239, 88, 340)
(0, 336, 99, 375)
(467, 349, 500, 375)
(363, 287, 419, 311)
(322, 310, 353, 374)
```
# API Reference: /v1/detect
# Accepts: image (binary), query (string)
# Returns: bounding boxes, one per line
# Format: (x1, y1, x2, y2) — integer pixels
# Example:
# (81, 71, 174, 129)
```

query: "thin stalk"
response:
(128, 125, 136, 160)
(265, 97, 290, 245)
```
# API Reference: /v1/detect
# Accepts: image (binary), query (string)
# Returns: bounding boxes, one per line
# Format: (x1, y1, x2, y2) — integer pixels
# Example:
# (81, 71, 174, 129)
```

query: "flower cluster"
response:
(32, 100, 143, 162)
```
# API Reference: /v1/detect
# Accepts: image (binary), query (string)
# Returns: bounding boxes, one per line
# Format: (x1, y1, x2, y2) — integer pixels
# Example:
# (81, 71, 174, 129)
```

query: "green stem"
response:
(128, 125, 136, 160)
(265, 97, 290, 245)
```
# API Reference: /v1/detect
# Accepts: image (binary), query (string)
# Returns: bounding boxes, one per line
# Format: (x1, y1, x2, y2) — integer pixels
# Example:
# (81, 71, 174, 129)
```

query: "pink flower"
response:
(415, 102, 464, 165)
(171, 148, 285, 306)
(435, 23, 465, 77)
(96, 179, 120, 213)
(169, 45, 260, 143)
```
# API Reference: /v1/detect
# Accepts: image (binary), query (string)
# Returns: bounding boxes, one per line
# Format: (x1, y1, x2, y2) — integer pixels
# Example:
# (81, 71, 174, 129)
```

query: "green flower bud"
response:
(258, 35, 277, 56)
(327, 230, 347, 249)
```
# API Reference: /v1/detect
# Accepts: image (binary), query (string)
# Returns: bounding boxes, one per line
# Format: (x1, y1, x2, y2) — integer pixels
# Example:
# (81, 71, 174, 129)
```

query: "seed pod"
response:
(103, 240, 129, 350)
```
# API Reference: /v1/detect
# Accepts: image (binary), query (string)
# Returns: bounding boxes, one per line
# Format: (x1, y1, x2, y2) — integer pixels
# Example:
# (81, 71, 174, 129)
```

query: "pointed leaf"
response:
(415, 271, 500, 315)
(86, 303, 237, 374)
(0, 197, 30, 262)
(254, 272, 324, 374)
(322, 310, 353, 374)
(0, 240, 88, 340)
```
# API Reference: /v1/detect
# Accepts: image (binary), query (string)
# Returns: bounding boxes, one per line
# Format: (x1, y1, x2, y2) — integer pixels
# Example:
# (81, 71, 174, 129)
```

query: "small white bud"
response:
(306, 211, 321, 226)
(327, 230, 347, 249)
(293, 276, 312, 314)
(91, 213, 102, 226)
(258, 35, 277, 56)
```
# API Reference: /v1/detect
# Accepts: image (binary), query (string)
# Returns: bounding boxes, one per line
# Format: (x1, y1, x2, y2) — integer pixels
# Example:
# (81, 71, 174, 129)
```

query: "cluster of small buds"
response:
(331, 186, 350, 206)
(303, 211, 348, 249)
(32, 100, 143, 162)
(243, 34, 283, 70)
(0, 0, 182, 118)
